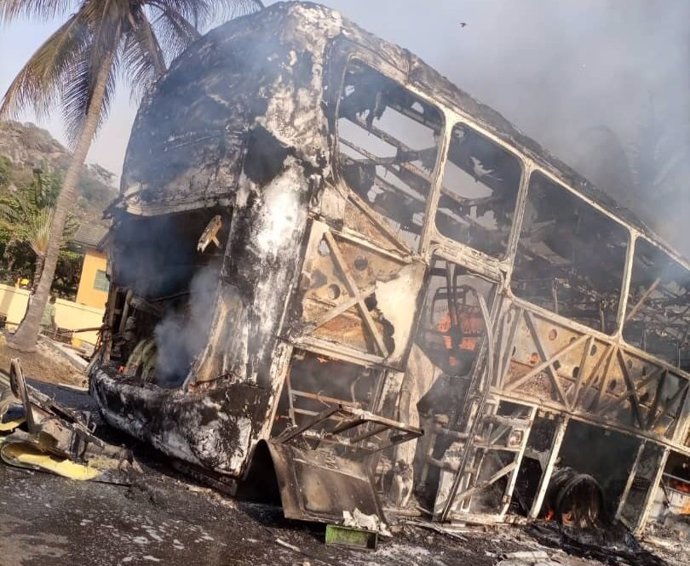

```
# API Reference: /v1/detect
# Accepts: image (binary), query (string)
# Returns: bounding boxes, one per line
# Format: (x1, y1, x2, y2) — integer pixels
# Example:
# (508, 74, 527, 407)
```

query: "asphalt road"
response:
(0, 456, 538, 566)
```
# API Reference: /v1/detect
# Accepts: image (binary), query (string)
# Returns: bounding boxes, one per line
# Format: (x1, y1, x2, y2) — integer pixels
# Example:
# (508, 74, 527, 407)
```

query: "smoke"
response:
(319, 0, 690, 254)
(154, 264, 219, 387)
(112, 214, 198, 298)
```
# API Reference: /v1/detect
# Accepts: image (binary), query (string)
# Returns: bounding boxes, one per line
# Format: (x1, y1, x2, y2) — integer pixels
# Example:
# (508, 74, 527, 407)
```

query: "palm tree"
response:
(0, 167, 78, 288)
(572, 95, 690, 256)
(0, 0, 263, 351)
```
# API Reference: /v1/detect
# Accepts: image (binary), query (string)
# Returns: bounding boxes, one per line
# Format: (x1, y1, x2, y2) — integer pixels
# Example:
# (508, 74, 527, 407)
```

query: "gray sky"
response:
(1, 1, 688, 207)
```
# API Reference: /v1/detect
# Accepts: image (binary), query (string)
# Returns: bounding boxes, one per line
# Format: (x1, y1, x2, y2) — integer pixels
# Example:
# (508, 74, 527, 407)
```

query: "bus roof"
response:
(123, 1, 684, 265)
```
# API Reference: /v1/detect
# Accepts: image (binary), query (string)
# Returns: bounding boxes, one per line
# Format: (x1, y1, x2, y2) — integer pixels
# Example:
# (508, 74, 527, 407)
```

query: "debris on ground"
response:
(343, 508, 392, 537)
(0, 358, 137, 484)
(525, 522, 668, 566)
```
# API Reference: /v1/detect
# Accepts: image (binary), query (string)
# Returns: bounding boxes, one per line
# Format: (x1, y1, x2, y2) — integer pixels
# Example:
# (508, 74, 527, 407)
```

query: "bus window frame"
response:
(621, 233, 690, 358)
(331, 51, 447, 257)
(325, 41, 637, 341)
(508, 166, 633, 337)
(426, 116, 527, 266)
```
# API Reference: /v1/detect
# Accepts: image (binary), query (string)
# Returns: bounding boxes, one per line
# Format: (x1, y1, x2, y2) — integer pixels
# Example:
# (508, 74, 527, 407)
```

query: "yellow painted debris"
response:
(0, 418, 25, 432)
(1, 442, 100, 480)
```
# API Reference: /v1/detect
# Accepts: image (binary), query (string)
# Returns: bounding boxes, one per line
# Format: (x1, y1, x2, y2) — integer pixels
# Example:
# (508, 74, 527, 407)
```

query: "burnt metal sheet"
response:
(91, 369, 269, 476)
(266, 440, 383, 523)
(2, 359, 137, 483)
(266, 404, 421, 523)
(9, 358, 102, 454)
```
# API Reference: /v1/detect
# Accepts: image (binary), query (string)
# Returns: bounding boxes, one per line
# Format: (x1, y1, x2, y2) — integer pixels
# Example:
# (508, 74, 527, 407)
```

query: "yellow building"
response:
(72, 225, 109, 310)
(0, 226, 110, 348)
(75, 249, 109, 309)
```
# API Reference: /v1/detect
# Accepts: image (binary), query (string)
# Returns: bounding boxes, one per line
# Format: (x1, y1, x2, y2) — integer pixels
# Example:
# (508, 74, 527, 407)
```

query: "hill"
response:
(0, 120, 117, 228)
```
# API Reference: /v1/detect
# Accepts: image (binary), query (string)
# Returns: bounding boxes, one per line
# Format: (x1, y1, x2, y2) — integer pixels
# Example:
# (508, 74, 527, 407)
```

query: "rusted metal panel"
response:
(494, 300, 690, 448)
(266, 441, 383, 523)
(293, 220, 425, 368)
(266, 404, 421, 523)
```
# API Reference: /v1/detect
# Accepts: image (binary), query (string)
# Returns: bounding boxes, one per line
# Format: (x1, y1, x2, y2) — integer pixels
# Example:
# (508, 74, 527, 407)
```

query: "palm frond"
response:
(131, 5, 166, 74)
(147, 4, 200, 63)
(148, 0, 209, 29)
(4, 0, 263, 144)
(224, 0, 265, 17)
(120, 35, 155, 102)
(148, 0, 262, 29)
(60, 3, 123, 145)
(0, 197, 32, 240)
(25, 206, 54, 256)
(30, 165, 63, 208)
(0, 12, 90, 119)
(61, 44, 120, 146)
(201, 0, 264, 22)
(0, 167, 76, 255)
(0, 0, 78, 22)
(119, 5, 168, 101)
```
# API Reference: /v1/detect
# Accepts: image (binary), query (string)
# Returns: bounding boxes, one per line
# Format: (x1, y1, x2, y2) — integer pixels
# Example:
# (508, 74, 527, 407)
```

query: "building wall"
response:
(0, 284, 104, 346)
(75, 249, 109, 310)
(0, 285, 32, 329)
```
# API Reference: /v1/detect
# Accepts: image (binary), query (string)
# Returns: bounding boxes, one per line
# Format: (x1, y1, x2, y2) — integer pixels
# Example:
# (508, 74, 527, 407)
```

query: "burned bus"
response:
(90, 2, 690, 533)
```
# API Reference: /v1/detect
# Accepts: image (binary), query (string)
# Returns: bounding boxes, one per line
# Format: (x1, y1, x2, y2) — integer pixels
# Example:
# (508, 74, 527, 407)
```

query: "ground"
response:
(0, 333, 86, 387)
(0, 459, 602, 566)
(0, 336, 684, 566)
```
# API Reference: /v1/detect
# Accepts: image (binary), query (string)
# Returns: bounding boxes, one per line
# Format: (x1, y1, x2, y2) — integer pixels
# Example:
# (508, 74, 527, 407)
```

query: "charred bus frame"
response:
(89, 2, 690, 533)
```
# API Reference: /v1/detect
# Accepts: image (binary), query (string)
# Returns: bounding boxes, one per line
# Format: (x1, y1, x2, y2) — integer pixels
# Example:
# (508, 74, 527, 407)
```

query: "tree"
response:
(572, 95, 690, 255)
(0, 0, 263, 351)
(0, 167, 78, 288)
(0, 155, 10, 188)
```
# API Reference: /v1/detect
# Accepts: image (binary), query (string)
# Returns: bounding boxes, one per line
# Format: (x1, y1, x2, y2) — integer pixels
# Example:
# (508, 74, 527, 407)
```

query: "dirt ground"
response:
(0, 332, 86, 387)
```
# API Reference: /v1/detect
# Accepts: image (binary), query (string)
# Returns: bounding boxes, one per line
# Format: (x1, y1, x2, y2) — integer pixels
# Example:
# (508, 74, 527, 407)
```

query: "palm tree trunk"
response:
(31, 253, 45, 294)
(17, 252, 46, 326)
(9, 39, 120, 352)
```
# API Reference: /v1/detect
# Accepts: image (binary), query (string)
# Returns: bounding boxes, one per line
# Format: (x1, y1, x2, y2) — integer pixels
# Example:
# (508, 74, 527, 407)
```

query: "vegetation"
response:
(0, 0, 263, 351)
(0, 166, 78, 291)
(0, 121, 115, 298)
(0, 155, 10, 188)
(574, 95, 690, 255)
(0, 121, 118, 228)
